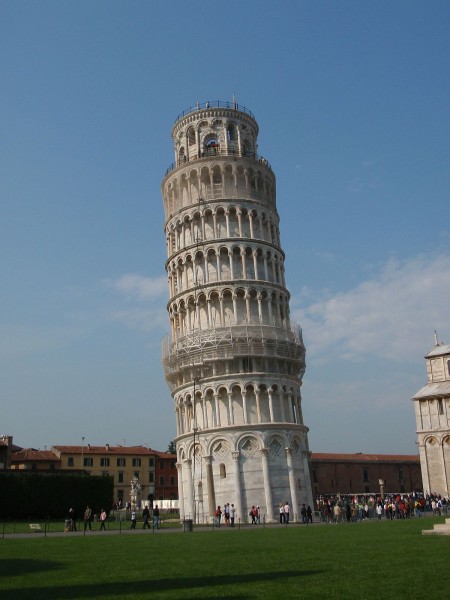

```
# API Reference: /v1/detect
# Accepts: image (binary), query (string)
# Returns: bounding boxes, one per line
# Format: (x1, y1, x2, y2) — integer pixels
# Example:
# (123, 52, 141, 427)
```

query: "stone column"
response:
(204, 455, 216, 518)
(176, 463, 185, 520)
(268, 388, 275, 422)
(214, 393, 221, 426)
(302, 450, 314, 508)
(228, 392, 234, 425)
(260, 448, 274, 521)
(232, 451, 243, 521)
(242, 391, 248, 424)
(237, 210, 243, 237)
(184, 459, 194, 520)
(229, 250, 234, 279)
(253, 251, 258, 279)
(285, 448, 299, 522)
(255, 388, 262, 423)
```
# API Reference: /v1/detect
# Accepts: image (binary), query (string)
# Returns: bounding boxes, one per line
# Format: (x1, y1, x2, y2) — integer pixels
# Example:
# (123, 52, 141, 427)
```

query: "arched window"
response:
(219, 463, 226, 478)
(227, 123, 237, 142)
(187, 128, 196, 147)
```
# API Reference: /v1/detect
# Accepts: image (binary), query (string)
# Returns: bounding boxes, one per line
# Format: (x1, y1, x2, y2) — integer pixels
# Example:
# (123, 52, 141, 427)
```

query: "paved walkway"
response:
(1, 521, 313, 540)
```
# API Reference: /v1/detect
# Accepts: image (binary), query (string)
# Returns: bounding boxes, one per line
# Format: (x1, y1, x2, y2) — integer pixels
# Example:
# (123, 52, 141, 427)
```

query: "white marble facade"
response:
(413, 339, 450, 497)
(161, 101, 313, 522)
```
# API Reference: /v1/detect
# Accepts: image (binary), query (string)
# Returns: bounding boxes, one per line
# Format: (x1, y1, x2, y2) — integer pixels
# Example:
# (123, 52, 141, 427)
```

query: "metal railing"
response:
(174, 100, 255, 124)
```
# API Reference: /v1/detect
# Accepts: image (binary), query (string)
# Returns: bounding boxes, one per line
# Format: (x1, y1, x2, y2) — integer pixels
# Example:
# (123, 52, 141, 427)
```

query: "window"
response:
(160, 460, 164, 470)
(159, 476, 165, 485)
(132, 458, 141, 467)
(448, 360, 450, 376)
(133, 472, 139, 478)
(149, 472, 154, 483)
(67, 457, 74, 467)
(117, 458, 126, 467)
(312, 469, 317, 483)
(118, 472, 124, 483)
(398, 467, 404, 482)
(100, 458, 110, 467)
(84, 457, 93, 467)
(438, 399, 444, 415)
(363, 469, 369, 482)
(170, 476, 175, 485)
(171, 461, 176, 469)
(220, 463, 226, 478)
(149, 458, 154, 467)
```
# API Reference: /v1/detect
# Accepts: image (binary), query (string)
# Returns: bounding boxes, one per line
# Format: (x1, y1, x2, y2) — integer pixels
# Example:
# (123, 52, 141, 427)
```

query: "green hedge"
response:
(0, 471, 114, 519)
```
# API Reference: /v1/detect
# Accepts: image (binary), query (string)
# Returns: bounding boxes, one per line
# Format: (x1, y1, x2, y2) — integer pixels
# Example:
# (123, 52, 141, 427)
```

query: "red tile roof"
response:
(52, 445, 175, 458)
(12, 449, 60, 462)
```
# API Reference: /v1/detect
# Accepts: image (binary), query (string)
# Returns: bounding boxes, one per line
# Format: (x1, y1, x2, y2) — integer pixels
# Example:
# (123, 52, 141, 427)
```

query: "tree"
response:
(167, 440, 176, 454)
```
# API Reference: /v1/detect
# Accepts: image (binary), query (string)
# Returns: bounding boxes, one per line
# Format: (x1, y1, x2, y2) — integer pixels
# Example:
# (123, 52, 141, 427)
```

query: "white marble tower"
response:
(412, 334, 450, 497)
(161, 100, 313, 522)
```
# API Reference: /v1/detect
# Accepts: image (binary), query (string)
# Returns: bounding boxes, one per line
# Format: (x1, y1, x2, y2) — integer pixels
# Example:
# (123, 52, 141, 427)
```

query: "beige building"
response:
(51, 445, 178, 504)
(412, 337, 450, 497)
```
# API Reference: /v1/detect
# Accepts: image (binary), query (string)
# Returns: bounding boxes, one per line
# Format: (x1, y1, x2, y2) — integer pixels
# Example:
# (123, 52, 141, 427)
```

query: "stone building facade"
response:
(310, 453, 422, 497)
(161, 100, 313, 523)
(413, 339, 450, 497)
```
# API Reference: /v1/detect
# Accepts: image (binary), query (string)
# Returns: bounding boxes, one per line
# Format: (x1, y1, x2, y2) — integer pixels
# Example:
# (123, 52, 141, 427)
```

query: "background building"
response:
(8, 442, 177, 506)
(310, 453, 422, 497)
(161, 100, 313, 522)
(413, 337, 450, 497)
(0, 435, 15, 470)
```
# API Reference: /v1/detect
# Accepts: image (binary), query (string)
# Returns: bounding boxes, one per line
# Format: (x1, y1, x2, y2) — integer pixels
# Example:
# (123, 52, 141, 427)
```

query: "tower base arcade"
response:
(176, 426, 313, 523)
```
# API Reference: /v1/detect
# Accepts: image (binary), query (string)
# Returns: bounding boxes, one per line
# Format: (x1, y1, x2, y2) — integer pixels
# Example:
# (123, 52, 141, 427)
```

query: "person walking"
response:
(301, 504, 307, 524)
(153, 505, 160, 529)
(83, 505, 92, 531)
(130, 510, 137, 529)
(283, 502, 290, 524)
(279, 503, 285, 524)
(229, 504, 235, 527)
(99, 509, 107, 531)
(142, 505, 150, 529)
(68, 507, 77, 532)
(306, 505, 313, 524)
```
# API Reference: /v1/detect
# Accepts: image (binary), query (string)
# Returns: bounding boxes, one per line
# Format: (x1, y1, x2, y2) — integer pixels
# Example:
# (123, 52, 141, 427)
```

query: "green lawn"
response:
(0, 517, 448, 599)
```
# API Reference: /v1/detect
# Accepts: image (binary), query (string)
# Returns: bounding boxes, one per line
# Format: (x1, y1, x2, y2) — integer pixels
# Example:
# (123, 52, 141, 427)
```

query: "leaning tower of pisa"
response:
(161, 100, 313, 523)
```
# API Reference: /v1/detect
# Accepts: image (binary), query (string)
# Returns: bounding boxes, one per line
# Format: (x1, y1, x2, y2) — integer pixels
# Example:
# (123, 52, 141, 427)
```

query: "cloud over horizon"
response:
(292, 253, 450, 363)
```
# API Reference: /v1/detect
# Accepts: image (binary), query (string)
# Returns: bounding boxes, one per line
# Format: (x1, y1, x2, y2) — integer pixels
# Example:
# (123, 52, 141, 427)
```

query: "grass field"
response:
(0, 517, 449, 599)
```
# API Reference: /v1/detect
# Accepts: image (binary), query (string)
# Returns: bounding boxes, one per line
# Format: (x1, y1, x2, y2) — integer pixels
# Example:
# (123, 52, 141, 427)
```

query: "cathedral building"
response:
(412, 334, 450, 497)
(161, 100, 313, 522)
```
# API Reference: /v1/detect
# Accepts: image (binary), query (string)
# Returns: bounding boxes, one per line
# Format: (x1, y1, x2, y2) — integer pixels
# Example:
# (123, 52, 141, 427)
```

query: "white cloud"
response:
(292, 253, 450, 362)
(110, 308, 167, 333)
(108, 274, 167, 301)
(104, 274, 168, 333)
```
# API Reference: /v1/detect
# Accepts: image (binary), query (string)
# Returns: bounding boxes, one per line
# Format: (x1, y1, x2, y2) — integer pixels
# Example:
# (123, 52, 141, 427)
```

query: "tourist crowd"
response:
(315, 492, 448, 523)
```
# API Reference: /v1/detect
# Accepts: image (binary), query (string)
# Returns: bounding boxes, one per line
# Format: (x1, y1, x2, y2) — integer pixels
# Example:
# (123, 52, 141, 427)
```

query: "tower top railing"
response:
(174, 101, 255, 124)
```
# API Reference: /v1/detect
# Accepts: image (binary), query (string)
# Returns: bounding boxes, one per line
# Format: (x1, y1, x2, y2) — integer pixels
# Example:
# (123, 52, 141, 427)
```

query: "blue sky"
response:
(1, 1, 449, 455)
